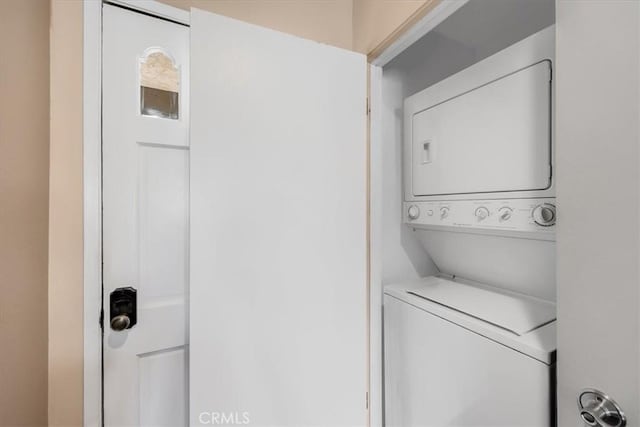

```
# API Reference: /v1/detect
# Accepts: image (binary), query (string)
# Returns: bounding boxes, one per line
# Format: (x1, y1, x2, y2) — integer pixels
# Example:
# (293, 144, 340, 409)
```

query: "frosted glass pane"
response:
(140, 50, 179, 119)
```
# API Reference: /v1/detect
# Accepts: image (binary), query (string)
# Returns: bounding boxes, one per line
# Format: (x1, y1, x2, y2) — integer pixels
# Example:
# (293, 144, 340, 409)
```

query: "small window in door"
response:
(139, 49, 179, 119)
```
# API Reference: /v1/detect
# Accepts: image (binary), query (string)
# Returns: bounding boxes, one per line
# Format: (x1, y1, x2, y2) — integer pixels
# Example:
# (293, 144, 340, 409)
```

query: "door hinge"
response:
(99, 308, 104, 330)
(366, 98, 370, 116)
(366, 392, 369, 409)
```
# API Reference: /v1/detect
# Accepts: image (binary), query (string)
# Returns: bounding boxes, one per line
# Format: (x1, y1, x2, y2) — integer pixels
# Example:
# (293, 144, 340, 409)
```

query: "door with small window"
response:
(102, 4, 189, 426)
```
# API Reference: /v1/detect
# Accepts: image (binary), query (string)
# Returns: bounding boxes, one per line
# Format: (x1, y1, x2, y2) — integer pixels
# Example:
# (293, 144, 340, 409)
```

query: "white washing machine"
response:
(384, 26, 557, 427)
(384, 277, 556, 427)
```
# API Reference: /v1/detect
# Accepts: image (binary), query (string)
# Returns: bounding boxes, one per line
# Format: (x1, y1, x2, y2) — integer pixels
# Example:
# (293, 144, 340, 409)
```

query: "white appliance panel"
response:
(414, 229, 556, 301)
(404, 198, 556, 234)
(403, 26, 555, 202)
(407, 276, 555, 335)
(384, 280, 557, 364)
(384, 295, 553, 427)
(411, 60, 551, 196)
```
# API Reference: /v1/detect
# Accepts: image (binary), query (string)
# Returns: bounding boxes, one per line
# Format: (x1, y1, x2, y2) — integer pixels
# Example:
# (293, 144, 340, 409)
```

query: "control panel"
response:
(404, 198, 556, 233)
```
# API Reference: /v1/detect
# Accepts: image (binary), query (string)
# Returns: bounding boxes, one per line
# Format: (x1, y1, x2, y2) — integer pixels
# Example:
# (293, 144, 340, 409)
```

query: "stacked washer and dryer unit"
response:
(384, 27, 557, 426)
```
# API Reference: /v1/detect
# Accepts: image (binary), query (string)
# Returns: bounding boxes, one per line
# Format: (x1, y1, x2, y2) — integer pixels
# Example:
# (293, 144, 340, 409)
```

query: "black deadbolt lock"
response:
(110, 287, 137, 331)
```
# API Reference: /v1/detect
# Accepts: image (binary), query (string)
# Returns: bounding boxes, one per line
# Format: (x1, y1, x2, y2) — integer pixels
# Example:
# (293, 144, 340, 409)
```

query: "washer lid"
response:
(407, 277, 555, 336)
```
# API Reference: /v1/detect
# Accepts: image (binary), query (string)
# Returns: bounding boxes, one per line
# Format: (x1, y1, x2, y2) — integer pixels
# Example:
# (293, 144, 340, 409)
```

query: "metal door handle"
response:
(578, 389, 626, 427)
(110, 314, 131, 331)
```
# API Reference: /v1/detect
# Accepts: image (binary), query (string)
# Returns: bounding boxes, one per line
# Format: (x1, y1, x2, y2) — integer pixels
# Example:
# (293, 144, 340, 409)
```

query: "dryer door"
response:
(411, 61, 552, 197)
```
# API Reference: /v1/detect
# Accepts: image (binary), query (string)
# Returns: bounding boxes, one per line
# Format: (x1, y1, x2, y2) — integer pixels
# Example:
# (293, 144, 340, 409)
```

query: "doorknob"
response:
(110, 314, 130, 331)
(578, 389, 626, 427)
(110, 287, 137, 331)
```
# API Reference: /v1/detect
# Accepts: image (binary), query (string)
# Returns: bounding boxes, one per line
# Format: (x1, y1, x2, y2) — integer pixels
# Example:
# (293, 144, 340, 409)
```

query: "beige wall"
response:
(353, 0, 428, 54)
(0, 0, 50, 425)
(162, 0, 354, 50)
(48, 0, 84, 426)
(162, 0, 429, 54)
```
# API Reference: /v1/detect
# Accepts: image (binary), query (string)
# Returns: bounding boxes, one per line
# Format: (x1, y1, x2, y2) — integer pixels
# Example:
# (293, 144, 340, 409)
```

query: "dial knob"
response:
(407, 205, 420, 220)
(475, 207, 489, 221)
(498, 207, 513, 222)
(532, 203, 556, 226)
(440, 207, 449, 219)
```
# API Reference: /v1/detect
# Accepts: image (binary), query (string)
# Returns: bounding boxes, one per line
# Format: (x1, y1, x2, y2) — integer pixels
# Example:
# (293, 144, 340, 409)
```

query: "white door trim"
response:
(83, 0, 103, 425)
(368, 63, 383, 427)
(106, 0, 190, 25)
(82, 1, 189, 425)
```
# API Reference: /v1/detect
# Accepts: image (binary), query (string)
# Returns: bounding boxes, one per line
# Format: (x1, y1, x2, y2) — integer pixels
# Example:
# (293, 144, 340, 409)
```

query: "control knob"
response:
(475, 207, 489, 221)
(532, 203, 556, 226)
(408, 205, 420, 220)
(440, 207, 449, 219)
(498, 207, 513, 222)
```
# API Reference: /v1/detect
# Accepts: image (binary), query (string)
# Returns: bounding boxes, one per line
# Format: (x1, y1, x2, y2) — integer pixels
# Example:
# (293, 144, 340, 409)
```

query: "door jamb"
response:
(82, 1, 189, 425)
(83, 2, 102, 425)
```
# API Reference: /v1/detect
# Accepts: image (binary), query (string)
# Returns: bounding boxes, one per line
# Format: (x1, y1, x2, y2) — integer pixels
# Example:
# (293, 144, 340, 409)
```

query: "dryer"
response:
(402, 25, 556, 301)
(404, 26, 554, 203)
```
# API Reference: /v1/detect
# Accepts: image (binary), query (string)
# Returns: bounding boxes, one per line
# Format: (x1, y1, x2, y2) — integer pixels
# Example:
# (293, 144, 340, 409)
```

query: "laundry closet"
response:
(369, 0, 557, 425)
(100, 0, 640, 426)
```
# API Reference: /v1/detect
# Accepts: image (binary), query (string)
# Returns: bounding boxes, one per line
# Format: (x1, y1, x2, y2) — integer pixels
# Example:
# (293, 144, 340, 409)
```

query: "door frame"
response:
(82, 2, 189, 426)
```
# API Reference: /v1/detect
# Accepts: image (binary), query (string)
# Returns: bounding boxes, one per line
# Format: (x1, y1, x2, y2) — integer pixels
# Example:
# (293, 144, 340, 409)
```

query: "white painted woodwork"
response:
(102, 5, 189, 426)
(107, 0, 190, 25)
(556, 1, 640, 425)
(83, 1, 103, 425)
(190, 9, 367, 426)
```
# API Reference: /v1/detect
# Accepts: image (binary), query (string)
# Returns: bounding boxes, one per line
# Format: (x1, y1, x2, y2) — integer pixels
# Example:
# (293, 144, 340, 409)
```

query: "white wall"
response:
(556, 1, 640, 425)
(379, 68, 439, 284)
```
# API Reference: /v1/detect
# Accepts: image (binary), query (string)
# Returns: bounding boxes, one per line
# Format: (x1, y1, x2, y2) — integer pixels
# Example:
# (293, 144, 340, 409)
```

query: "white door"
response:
(189, 9, 368, 427)
(556, 1, 640, 426)
(102, 4, 189, 426)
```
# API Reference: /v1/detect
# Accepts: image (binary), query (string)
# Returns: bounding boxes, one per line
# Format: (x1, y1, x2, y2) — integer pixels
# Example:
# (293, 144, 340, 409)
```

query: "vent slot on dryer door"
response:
(411, 61, 552, 197)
